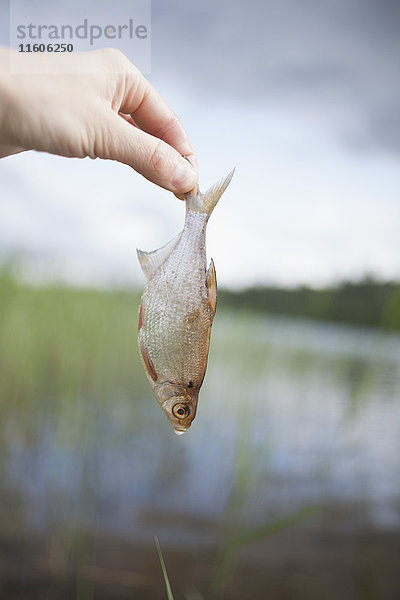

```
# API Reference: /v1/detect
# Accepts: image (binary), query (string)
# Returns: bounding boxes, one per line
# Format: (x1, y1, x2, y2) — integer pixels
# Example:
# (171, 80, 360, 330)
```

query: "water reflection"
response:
(1, 297, 400, 598)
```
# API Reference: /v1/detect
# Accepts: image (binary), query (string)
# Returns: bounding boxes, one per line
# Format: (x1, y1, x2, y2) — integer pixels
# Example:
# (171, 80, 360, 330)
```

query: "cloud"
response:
(149, 0, 400, 155)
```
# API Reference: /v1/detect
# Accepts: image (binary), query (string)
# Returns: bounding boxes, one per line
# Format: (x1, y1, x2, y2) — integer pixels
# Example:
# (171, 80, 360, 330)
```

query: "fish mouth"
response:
(173, 426, 189, 436)
(172, 416, 192, 436)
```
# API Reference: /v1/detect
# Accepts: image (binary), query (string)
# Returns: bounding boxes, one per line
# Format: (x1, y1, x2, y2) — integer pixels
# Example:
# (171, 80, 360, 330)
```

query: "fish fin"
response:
(138, 301, 144, 331)
(206, 258, 217, 315)
(140, 344, 158, 382)
(137, 232, 181, 279)
(185, 168, 235, 216)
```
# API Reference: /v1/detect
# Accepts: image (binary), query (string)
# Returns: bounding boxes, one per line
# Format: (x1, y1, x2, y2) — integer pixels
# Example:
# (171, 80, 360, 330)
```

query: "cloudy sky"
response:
(1, 0, 399, 288)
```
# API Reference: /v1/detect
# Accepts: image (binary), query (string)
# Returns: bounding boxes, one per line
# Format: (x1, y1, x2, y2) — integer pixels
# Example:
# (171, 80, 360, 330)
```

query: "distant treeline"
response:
(1, 264, 400, 331)
(219, 278, 400, 330)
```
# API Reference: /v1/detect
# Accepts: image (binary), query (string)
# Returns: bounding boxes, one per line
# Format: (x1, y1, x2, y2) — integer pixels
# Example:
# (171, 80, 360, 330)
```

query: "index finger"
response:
(119, 64, 198, 174)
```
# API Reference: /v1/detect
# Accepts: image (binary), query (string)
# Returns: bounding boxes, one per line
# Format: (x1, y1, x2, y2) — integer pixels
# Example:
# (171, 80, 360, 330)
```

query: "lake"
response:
(0, 286, 399, 599)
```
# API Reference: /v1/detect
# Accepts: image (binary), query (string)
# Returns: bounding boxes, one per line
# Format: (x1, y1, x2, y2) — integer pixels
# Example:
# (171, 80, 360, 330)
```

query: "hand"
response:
(0, 46, 198, 195)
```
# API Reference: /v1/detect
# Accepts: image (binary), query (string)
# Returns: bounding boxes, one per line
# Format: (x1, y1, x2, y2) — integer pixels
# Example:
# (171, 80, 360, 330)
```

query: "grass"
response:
(209, 504, 318, 596)
(0, 267, 146, 442)
(155, 536, 175, 600)
(0, 265, 381, 598)
(153, 402, 317, 599)
(154, 502, 317, 600)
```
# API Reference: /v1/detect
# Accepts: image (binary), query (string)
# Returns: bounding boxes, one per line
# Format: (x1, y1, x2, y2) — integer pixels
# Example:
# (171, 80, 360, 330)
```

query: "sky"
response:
(0, 0, 399, 288)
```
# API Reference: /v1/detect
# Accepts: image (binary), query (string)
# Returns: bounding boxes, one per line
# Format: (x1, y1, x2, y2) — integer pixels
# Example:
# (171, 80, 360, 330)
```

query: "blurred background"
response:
(1, 0, 400, 598)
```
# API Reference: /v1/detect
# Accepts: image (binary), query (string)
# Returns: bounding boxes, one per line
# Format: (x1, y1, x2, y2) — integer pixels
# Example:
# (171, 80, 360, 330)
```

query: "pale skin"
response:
(0, 46, 198, 196)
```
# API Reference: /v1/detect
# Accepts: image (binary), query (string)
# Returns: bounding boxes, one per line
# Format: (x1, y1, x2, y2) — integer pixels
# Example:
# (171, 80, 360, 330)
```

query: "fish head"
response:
(155, 381, 199, 435)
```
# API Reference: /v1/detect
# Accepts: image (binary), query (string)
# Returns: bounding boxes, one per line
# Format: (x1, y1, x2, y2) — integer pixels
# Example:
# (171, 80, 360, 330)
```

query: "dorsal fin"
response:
(137, 232, 181, 279)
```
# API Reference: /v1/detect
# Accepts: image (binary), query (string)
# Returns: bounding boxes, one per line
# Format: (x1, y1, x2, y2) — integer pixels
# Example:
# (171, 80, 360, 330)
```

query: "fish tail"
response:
(185, 168, 235, 216)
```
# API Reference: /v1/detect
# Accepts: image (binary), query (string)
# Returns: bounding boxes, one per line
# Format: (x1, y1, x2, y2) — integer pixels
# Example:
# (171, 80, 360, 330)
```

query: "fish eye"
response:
(172, 403, 190, 419)
(187, 381, 193, 388)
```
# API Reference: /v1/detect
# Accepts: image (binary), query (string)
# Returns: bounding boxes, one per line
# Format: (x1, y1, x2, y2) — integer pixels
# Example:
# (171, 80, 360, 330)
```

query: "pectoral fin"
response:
(140, 344, 158, 382)
(206, 258, 217, 316)
(137, 232, 181, 279)
(138, 302, 144, 331)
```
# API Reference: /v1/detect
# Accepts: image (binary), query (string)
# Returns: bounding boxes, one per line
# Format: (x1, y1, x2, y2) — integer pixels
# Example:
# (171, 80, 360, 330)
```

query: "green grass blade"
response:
(155, 536, 175, 600)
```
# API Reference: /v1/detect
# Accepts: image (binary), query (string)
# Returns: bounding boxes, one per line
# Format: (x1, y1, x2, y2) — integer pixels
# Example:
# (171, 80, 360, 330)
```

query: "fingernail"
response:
(172, 160, 197, 192)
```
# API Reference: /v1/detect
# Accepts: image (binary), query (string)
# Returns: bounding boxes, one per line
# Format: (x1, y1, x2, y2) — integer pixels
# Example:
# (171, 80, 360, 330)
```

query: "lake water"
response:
(1, 310, 399, 599)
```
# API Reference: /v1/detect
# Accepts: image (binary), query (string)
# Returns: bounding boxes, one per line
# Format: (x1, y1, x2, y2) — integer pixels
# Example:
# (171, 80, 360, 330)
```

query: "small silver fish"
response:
(137, 170, 234, 435)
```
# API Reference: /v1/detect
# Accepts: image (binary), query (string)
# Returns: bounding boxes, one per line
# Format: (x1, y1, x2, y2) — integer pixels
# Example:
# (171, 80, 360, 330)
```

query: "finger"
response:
(99, 113, 197, 193)
(174, 155, 199, 201)
(0, 143, 27, 158)
(119, 65, 198, 173)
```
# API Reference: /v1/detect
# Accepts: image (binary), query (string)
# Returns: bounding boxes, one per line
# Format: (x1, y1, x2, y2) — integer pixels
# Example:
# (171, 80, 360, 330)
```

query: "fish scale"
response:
(137, 169, 234, 434)
(142, 213, 209, 382)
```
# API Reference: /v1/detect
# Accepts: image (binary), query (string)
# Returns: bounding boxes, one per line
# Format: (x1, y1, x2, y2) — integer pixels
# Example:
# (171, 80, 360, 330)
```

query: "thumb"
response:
(98, 113, 197, 194)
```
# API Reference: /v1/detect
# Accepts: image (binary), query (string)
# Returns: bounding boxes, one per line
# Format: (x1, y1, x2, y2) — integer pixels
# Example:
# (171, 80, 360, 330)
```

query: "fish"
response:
(137, 169, 234, 435)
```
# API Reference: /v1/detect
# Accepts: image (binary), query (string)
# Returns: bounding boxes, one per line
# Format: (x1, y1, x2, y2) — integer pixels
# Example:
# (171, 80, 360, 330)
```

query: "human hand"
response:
(0, 47, 197, 195)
